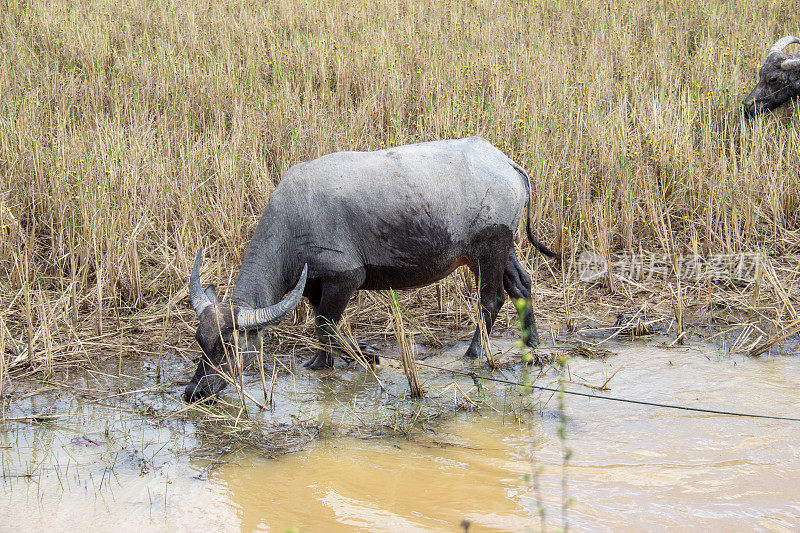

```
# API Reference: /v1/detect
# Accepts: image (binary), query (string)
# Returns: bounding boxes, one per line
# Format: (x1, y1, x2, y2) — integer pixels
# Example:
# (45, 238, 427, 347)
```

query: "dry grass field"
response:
(1, 0, 799, 375)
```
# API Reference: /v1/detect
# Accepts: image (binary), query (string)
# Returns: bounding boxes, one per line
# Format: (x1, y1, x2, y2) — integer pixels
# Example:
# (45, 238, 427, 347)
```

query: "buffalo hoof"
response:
(353, 342, 380, 365)
(464, 345, 480, 360)
(364, 350, 380, 366)
(304, 350, 334, 370)
(523, 331, 540, 348)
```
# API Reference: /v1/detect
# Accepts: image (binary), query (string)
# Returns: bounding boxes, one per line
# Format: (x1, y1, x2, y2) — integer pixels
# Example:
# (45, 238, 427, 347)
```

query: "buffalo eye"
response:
(767, 73, 780, 84)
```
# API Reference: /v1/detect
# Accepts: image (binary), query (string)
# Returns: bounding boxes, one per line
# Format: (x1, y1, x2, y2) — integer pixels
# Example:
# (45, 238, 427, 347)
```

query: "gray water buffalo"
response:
(183, 137, 555, 402)
(743, 36, 800, 116)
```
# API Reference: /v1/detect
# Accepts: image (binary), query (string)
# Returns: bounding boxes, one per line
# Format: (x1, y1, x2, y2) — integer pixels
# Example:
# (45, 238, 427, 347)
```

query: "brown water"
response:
(2, 338, 800, 532)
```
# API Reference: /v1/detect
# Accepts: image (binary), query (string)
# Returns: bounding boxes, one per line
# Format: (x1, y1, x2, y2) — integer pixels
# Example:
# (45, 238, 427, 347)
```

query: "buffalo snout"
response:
(182, 381, 210, 403)
(182, 375, 223, 403)
(742, 97, 759, 117)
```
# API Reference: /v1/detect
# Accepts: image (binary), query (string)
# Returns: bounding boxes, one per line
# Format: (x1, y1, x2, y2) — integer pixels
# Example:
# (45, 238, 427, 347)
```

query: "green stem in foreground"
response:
(556, 353, 573, 533)
(515, 297, 550, 530)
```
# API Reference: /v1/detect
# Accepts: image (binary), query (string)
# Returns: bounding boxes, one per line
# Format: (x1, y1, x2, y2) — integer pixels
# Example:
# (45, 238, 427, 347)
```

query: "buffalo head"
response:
(743, 36, 800, 116)
(183, 248, 307, 402)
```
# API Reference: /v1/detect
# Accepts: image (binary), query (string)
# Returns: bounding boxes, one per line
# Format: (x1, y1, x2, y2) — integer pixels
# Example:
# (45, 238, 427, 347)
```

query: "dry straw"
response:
(0, 0, 799, 375)
(390, 290, 423, 399)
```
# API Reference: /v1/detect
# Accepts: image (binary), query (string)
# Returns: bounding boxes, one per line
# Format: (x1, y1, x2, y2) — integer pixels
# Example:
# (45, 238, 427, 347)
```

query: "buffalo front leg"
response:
(503, 252, 539, 347)
(304, 273, 367, 370)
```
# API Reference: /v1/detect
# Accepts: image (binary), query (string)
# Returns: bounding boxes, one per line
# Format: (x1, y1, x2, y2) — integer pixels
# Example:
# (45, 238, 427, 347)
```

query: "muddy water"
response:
(2, 339, 800, 532)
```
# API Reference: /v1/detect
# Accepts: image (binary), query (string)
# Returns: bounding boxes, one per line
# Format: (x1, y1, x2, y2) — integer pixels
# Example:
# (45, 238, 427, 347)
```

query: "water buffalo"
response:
(743, 36, 800, 116)
(183, 137, 555, 402)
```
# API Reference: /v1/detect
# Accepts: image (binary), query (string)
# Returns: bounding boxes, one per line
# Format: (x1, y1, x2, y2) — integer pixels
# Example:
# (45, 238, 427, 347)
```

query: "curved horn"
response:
(189, 247, 213, 316)
(769, 36, 800, 55)
(782, 58, 800, 71)
(236, 264, 308, 330)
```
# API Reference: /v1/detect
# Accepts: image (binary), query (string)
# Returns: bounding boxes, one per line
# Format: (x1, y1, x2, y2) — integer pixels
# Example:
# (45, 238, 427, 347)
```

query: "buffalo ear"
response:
(204, 285, 220, 304)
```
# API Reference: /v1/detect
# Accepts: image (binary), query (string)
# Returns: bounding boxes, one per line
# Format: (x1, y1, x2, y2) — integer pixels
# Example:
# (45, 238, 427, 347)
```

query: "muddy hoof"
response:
(523, 332, 540, 348)
(354, 343, 380, 365)
(304, 351, 334, 369)
(463, 345, 480, 359)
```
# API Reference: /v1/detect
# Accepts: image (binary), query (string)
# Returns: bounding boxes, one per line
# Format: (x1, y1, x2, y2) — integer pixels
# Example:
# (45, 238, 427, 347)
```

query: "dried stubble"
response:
(0, 0, 799, 372)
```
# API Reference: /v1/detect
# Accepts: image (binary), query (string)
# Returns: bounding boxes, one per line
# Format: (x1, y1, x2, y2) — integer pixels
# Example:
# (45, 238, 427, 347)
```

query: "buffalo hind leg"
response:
(503, 252, 540, 347)
(464, 256, 507, 360)
(304, 272, 370, 370)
